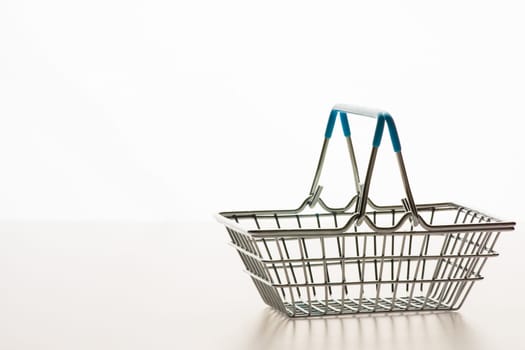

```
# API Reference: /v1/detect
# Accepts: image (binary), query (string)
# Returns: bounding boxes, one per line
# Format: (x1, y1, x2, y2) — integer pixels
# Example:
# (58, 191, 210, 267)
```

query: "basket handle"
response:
(310, 104, 419, 225)
(311, 104, 402, 200)
(331, 104, 401, 152)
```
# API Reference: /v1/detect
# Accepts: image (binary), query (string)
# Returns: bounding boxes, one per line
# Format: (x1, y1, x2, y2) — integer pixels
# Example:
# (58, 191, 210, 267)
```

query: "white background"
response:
(1, 0, 523, 221)
(0, 1, 524, 349)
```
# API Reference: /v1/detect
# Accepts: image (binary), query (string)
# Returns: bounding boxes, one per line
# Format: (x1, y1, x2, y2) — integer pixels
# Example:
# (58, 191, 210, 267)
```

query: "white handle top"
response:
(332, 104, 388, 118)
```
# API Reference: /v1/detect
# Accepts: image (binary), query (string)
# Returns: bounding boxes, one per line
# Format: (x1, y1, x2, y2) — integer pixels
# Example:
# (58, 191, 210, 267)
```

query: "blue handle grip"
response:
(372, 113, 401, 152)
(325, 109, 351, 138)
(325, 106, 402, 152)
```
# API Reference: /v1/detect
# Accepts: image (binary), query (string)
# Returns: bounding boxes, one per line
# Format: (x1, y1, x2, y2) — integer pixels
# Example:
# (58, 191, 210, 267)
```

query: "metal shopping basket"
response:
(216, 104, 515, 317)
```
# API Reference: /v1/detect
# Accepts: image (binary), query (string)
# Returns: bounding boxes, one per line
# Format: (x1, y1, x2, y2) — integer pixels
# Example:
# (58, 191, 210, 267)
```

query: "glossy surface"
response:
(0, 221, 522, 349)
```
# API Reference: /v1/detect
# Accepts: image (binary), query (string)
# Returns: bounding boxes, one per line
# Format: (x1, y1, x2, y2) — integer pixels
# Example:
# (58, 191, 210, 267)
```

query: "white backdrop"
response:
(1, 3, 524, 350)
(0, 0, 523, 222)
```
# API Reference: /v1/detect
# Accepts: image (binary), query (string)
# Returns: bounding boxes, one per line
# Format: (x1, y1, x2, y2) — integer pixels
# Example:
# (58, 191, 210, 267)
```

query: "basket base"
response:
(281, 296, 457, 317)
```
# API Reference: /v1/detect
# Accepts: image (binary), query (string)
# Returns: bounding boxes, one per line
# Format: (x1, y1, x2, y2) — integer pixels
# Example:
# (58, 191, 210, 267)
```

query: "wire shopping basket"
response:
(216, 104, 515, 317)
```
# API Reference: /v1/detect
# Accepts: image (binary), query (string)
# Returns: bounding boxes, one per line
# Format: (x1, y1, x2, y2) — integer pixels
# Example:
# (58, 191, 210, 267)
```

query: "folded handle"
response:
(329, 104, 402, 152)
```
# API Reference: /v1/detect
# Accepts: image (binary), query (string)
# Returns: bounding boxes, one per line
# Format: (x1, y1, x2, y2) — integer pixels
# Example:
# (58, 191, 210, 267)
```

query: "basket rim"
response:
(216, 199, 515, 238)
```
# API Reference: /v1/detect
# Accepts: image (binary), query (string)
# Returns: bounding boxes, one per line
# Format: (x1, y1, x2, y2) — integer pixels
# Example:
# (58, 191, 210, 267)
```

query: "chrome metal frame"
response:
(216, 104, 515, 317)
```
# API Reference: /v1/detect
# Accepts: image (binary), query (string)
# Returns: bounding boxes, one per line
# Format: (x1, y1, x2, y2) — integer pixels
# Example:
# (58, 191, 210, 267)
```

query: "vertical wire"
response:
(446, 216, 487, 305)
(317, 214, 332, 294)
(256, 215, 285, 298)
(391, 209, 395, 293)
(406, 231, 430, 310)
(275, 236, 296, 316)
(298, 236, 312, 316)
(317, 214, 330, 315)
(244, 215, 285, 313)
(340, 222, 347, 314)
(334, 213, 348, 296)
(297, 215, 316, 297)
(432, 210, 471, 300)
(373, 232, 388, 312)
(355, 225, 362, 286)
(357, 235, 368, 312)
(407, 224, 413, 292)
(429, 208, 465, 300)
(390, 234, 407, 311)
(421, 232, 452, 310)
(373, 211, 378, 287)
(453, 230, 500, 309)
(320, 236, 329, 315)
(420, 208, 435, 291)
(275, 214, 301, 297)
(440, 214, 479, 304)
